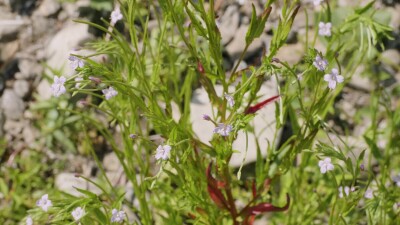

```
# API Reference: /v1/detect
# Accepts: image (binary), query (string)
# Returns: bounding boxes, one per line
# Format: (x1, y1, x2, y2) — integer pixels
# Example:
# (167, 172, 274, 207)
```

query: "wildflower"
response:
(313, 55, 328, 71)
(111, 209, 126, 223)
(364, 189, 373, 199)
(318, 157, 334, 174)
(68, 55, 84, 70)
(71, 207, 85, 221)
(51, 76, 67, 97)
(318, 22, 332, 37)
(224, 93, 235, 107)
(26, 216, 33, 225)
(393, 174, 400, 187)
(155, 145, 172, 160)
(324, 68, 344, 90)
(202, 114, 211, 121)
(75, 77, 83, 88)
(129, 134, 137, 139)
(213, 123, 233, 137)
(313, 0, 323, 6)
(102, 86, 118, 100)
(110, 7, 123, 25)
(36, 194, 52, 212)
(338, 186, 355, 198)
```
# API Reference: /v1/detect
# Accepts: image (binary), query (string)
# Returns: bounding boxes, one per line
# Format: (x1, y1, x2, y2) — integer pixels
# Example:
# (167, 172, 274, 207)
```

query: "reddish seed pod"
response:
(245, 95, 280, 115)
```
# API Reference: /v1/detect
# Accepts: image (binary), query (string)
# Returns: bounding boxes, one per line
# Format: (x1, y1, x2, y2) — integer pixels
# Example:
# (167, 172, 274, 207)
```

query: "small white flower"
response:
(224, 93, 235, 107)
(318, 157, 334, 174)
(318, 22, 332, 37)
(71, 207, 85, 221)
(313, 55, 328, 71)
(155, 145, 172, 160)
(364, 189, 373, 199)
(102, 86, 118, 100)
(26, 216, 33, 225)
(213, 123, 233, 137)
(313, 0, 323, 6)
(51, 76, 67, 97)
(68, 56, 84, 70)
(75, 77, 83, 88)
(324, 68, 344, 90)
(110, 7, 123, 25)
(111, 209, 126, 223)
(338, 186, 355, 198)
(36, 194, 52, 212)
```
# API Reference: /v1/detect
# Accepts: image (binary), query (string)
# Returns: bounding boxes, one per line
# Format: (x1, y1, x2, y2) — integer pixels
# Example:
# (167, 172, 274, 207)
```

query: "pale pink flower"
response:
(68, 56, 84, 70)
(364, 189, 373, 199)
(324, 68, 344, 90)
(111, 209, 125, 223)
(338, 186, 355, 198)
(318, 157, 334, 174)
(102, 86, 118, 100)
(224, 93, 235, 107)
(313, 55, 328, 71)
(318, 22, 332, 36)
(213, 123, 233, 137)
(155, 145, 172, 160)
(51, 76, 67, 97)
(36, 194, 52, 212)
(26, 216, 33, 225)
(110, 8, 123, 25)
(71, 207, 85, 221)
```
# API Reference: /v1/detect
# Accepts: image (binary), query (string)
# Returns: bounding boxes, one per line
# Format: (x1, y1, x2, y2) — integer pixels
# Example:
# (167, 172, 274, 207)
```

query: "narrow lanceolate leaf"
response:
(245, 95, 280, 115)
(245, 5, 272, 45)
(206, 163, 229, 210)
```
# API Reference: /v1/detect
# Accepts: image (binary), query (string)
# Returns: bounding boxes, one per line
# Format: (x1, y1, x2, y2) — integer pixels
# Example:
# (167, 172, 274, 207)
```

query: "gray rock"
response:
(0, 9, 25, 41)
(55, 172, 101, 196)
(103, 152, 121, 172)
(22, 124, 38, 146)
(190, 78, 280, 167)
(225, 25, 267, 60)
(0, 40, 19, 62)
(348, 65, 374, 91)
(33, 0, 61, 17)
(219, 5, 240, 46)
(381, 49, 400, 68)
(389, 5, 400, 30)
(1, 89, 24, 120)
(17, 59, 42, 79)
(30, 16, 57, 42)
(3, 119, 25, 137)
(13, 79, 29, 98)
(36, 79, 52, 100)
(45, 22, 93, 77)
(275, 42, 305, 65)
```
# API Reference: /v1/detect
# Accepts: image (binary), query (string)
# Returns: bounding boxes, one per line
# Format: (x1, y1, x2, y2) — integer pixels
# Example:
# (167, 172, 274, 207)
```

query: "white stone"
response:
(45, 22, 93, 76)
(190, 78, 279, 167)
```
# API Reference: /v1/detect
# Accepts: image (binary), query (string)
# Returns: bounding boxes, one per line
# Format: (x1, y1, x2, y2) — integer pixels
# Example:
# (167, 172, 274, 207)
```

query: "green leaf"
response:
(363, 136, 382, 160)
(355, 0, 375, 15)
(245, 5, 272, 45)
